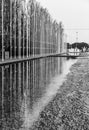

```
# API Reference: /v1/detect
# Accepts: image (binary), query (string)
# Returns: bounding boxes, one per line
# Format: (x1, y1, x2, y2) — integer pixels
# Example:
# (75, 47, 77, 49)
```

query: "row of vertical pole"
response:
(0, 0, 66, 128)
(0, 0, 65, 61)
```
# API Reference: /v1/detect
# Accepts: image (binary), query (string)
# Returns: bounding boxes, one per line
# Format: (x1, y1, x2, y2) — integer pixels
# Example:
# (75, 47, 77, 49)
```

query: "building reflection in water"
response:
(0, 57, 64, 129)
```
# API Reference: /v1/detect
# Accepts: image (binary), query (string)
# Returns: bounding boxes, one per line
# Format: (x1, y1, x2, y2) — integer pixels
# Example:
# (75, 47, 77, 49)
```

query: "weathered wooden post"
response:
(1, 0, 4, 61)
(10, 0, 12, 59)
(59, 22, 64, 53)
(64, 33, 67, 53)
(18, 0, 21, 58)
(14, 0, 16, 58)
(26, 5, 29, 57)
(33, 0, 35, 56)
(28, 8, 31, 57)
(22, 1, 25, 58)
(27, 1, 31, 57)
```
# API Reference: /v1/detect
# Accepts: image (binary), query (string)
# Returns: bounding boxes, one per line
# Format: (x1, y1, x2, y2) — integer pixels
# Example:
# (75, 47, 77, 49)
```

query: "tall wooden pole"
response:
(2, 0, 4, 61)
(14, 0, 16, 58)
(28, 4, 30, 57)
(10, 0, 12, 59)
(18, 0, 21, 58)
(33, 2, 35, 56)
(27, 14, 29, 57)
(23, 1, 25, 58)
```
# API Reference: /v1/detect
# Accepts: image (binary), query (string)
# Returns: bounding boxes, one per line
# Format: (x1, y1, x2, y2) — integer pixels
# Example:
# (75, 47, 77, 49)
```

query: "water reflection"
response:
(0, 57, 64, 129)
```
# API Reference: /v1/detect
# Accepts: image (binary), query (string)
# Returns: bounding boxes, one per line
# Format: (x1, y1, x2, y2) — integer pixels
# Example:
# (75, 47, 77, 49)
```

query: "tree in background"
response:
(71, 42, 89, 52)
(67, 43, 72, 49)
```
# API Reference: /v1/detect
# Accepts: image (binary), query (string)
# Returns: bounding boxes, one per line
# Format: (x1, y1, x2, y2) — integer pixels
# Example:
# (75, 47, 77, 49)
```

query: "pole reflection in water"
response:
(0, 57, 65, 129)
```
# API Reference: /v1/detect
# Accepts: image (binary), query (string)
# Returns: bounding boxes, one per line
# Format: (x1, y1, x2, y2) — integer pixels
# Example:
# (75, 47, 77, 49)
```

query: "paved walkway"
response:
(31, 53, 89, 130)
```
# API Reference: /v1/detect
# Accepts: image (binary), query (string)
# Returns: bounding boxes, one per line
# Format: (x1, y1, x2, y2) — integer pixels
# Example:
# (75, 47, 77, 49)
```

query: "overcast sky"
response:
(36, 0, 89, 43)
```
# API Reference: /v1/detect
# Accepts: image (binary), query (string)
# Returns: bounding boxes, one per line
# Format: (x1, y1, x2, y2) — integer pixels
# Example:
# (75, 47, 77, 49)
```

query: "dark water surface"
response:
(0, 57, 77, 129)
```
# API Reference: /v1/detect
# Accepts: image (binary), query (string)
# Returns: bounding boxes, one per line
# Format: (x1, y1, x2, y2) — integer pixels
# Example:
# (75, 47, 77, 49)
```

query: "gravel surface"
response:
(30, 55, 89, 130)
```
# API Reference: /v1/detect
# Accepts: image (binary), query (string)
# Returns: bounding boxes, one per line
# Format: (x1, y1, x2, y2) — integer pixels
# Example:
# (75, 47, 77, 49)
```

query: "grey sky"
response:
(37, 0, 89, 43)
